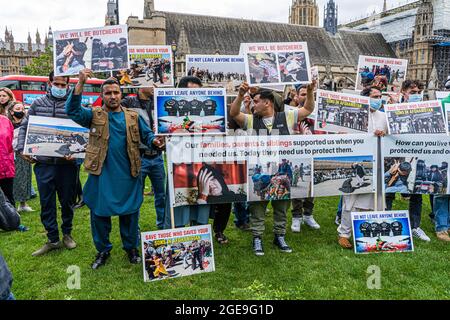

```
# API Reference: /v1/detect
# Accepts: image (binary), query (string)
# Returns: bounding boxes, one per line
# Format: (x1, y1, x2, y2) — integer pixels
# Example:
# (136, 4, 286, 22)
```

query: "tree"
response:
(24, 46, 53, 76)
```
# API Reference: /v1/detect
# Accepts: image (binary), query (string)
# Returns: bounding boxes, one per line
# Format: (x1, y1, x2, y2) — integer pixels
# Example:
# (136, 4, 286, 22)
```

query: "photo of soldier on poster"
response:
(313, 156, 375, 197)
(53, 25, 129, 76)
(154, 88, 227, 136)
(384, 157, 448, 195)
(141, 226, 215, 282)
(248, 158, 312, 202)
(242, 42, 311, 86)
(23, 116, 89, 159)
(115, 46, 174, 88)
(385, 101, 447, 135)
(186, 55, 246, 96)
(315, 90, 370, 133)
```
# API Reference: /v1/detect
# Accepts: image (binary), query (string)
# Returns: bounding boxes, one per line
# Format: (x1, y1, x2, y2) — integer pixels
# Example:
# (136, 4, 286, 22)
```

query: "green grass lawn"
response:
(1, 169, 450, 300)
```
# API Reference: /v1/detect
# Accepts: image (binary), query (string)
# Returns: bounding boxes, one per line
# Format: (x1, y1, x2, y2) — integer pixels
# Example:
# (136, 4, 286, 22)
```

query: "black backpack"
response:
(0, 188, 20, 231)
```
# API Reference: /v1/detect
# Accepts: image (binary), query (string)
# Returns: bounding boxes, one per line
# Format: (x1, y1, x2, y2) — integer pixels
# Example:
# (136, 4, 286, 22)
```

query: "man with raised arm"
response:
(66, 69, 165, 270)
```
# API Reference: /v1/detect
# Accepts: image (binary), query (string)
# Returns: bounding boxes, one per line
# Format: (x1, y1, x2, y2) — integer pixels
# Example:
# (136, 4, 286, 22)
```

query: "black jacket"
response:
(16, 91, 75, 165)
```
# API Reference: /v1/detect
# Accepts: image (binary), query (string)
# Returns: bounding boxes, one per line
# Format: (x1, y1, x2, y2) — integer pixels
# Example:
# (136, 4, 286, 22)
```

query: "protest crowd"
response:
(2, 22, 450, 298)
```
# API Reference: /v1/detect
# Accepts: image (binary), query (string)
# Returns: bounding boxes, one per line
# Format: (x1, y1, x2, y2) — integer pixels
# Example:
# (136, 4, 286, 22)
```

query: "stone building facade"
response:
(126, 0, 396, 90)
(0, 28, 50, 76)
(342, 0, 450, 91)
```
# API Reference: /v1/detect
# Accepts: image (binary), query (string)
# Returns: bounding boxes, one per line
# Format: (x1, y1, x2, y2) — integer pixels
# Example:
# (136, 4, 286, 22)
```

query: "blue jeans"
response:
(34, 163, 78, 243)
(434, 195, 450, 232)
(141, 155, 166, 230)
(233, 202, 249, 227)
(386, 193, 422, 229)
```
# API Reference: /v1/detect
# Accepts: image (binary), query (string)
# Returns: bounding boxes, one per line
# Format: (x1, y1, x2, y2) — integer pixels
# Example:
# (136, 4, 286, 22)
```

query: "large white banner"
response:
(167, 134, 377, 207)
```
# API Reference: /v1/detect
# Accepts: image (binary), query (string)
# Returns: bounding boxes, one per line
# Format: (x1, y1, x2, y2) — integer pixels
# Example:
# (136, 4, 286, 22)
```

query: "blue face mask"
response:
(370, 98, 383, 111)
(51, 86, 67, 99)
(408, 93, 423, 103)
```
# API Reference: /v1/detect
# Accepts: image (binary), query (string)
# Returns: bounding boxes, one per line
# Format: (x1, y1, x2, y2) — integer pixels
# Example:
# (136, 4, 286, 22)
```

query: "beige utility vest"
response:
(84, 106, 142, 178)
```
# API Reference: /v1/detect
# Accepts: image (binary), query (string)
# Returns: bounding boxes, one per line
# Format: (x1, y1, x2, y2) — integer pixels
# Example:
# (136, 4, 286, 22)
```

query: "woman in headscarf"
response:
(7, 102, 34, 212)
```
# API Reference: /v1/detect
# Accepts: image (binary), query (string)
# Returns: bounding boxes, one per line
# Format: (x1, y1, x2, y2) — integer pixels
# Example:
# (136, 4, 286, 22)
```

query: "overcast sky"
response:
(2, 0, 417, 43)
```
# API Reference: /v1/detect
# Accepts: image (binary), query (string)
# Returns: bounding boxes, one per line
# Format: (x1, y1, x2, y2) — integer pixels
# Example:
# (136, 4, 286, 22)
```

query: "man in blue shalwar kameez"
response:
(66, 69, 165, 269)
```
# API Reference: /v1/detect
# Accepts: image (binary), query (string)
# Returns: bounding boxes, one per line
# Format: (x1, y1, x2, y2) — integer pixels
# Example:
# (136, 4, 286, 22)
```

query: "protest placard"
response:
(141, 225, 215, 282)
(351, 211, 414, 254)
(154, 88, 227, 136)
(53, 25, 129, 76)
(436, 91, 450, 100)
(115, 45, 173, 88)
(242, 42, 311, 86)
(186, 55, 246, 95)
(314, 90, 370, 133)
(356, 55, 408, 91)
(385, 100, 446, 135)
(166, 134, 378, 206)
(381, 134, 450, 195)
(23, 116, 89, 159)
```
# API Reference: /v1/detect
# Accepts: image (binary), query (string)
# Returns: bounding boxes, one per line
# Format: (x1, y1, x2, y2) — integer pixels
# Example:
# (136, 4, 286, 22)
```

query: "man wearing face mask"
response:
(337, 86, 388, 249)
(385, 80, 431, 242)
(16, 72, 79, 256)
(287, 84, 320, 233)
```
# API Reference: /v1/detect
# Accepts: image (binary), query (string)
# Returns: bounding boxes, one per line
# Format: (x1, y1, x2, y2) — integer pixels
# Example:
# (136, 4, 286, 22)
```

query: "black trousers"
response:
(212, 203, 231, 234)
(0, 178, 14, 205)
(34, 163, 78, 243)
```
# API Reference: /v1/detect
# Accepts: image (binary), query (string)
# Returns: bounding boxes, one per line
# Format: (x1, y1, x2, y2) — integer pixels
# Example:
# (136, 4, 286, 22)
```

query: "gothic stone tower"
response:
(410, 0, 434, 82)
(289, 0, 319, 27)
(126, 0, 166, 45)
(324, 0, 338, 34)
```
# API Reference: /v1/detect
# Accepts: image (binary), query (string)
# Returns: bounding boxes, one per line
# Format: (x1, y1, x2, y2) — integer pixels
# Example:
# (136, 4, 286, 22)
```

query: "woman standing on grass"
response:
(7, 102, 34, 213)
(0, 112, 15, 206)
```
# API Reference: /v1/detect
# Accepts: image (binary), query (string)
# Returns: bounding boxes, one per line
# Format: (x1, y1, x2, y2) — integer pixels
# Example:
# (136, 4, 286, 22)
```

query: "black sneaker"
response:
(273, 235, 292, 253)
(126, 248, 142, 264)
(92, 252, 111, 270)
(252, 237, 264, 256)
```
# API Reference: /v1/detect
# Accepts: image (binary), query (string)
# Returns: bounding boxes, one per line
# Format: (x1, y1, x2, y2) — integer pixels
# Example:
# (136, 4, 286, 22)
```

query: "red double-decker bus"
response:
(0, 75, 104, 107)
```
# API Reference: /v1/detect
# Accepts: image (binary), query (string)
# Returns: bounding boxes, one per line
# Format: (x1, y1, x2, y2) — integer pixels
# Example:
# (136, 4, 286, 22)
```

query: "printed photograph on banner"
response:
(186, 55, 246, 95)
(171, 162, 247, 207)
(446, 103, 450, 133)
(315, 90, 370, 133)
(113, 45, 173, 88)
(141, 225, 215, 282)
(383, 156, 448, 195)
(242, 42, 311, 86)
(23, 116, 89, 159)
(313, 156, 375, 197)
(385, 100, 446, 135)
(248, 158, 312, 202)
(436, 91, 450, 100)
(351, 211, 414, 254)
(53, 25, 129, 76)
(356, 55, 408, 91)
(154, 88, 227, 136)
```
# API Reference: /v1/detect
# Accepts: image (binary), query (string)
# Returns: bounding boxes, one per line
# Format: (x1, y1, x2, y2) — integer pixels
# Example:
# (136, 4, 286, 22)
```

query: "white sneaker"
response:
(291, 217, 302, 233)
(303, 215, 320, 229)
(412, 227, 431, 242)
(18, 206, 34, 213)
(335, 216, 341, 226)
